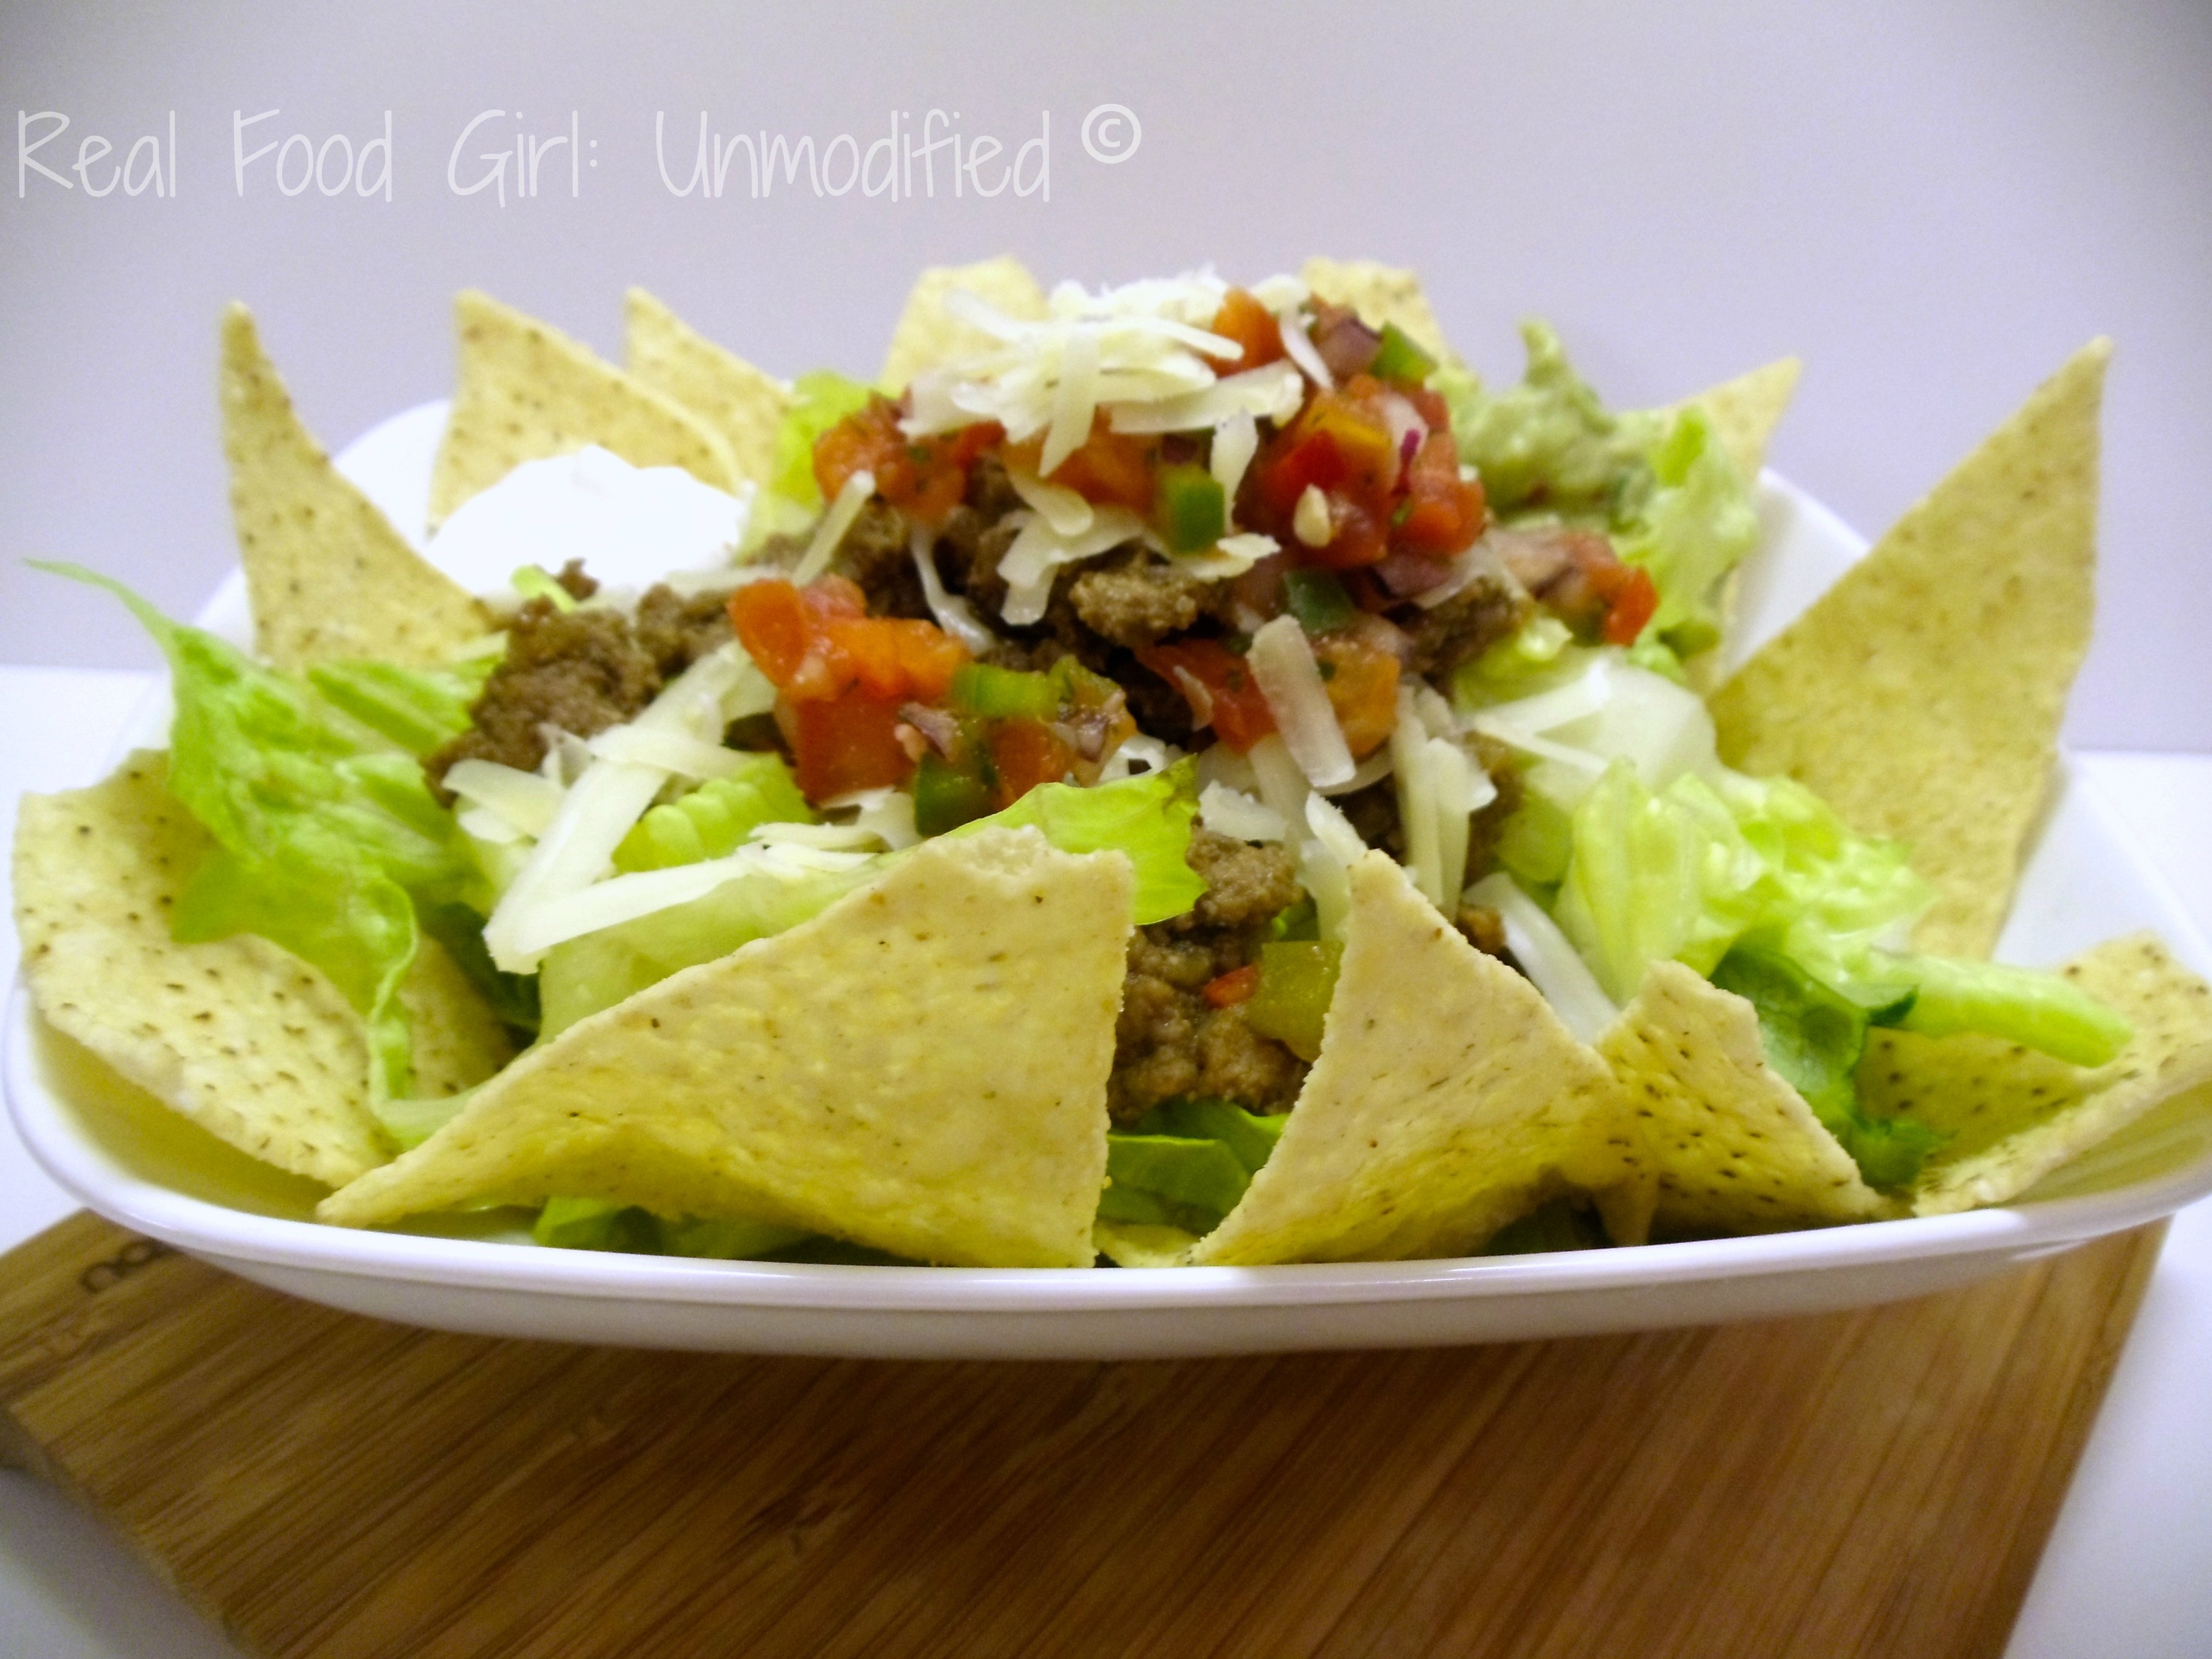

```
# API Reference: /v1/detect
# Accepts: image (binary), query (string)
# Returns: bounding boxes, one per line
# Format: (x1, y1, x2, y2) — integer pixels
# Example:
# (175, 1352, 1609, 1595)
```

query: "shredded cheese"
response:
(1198, 781, 1286, 843)
(1247, 615, 1355, 788)
(791, 469, 875, 586)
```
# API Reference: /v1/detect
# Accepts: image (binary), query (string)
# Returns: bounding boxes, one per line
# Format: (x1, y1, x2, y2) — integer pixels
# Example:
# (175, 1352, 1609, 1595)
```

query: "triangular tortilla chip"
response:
(221, 305, 486, 670)
(1599, 962, 1894, 1234)
(1711, 341, 2109, 957)
(1300, 257, 1462, 370)
(427, 289, 738, 528)
(623, 288, 790, 488)
(319, 829, 1129, 1267)
(13, 753, 511, 1187)
(1854, 933, 2212, 1216)
(880, 257, 1047, 390)
(1187, 854, 1631, 1265)
(1677, 356, 1801, 479)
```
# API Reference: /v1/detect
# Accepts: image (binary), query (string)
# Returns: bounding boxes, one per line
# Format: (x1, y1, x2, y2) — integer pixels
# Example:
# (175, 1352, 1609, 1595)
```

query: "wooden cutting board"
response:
(0, 1211, 2164, 1659)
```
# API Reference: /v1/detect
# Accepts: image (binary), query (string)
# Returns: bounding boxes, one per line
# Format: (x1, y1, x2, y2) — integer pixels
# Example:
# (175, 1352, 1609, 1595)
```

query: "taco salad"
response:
(13, 257, 2212, 1269)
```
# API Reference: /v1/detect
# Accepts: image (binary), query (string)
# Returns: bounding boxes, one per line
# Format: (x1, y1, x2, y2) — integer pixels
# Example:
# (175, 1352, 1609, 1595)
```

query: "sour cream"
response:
(424, 445, 753, 597)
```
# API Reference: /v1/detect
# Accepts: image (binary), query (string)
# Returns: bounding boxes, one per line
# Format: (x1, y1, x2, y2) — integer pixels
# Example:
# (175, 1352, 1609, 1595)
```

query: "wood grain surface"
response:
(0, 1213, 2166, 1659)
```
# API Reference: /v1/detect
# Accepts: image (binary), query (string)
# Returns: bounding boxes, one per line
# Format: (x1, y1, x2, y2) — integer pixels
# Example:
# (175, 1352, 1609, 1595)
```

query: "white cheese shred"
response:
(791, 469, 875, 586)
(1247, 615, 1355, 788)
(1465, 872, 1619, 1042)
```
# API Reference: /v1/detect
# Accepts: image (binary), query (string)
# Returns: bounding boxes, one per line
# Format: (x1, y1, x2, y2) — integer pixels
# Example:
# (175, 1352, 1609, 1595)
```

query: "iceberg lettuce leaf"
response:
(45, 564, 482, 1101)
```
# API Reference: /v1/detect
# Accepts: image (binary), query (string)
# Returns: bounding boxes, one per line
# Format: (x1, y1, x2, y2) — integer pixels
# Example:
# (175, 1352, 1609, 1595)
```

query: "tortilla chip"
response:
(622, 288, 789, 488)
(1600, 962, 1894, 1234)
(1300, 257, 1461, 368)
(1679, 356, 1801, 480)
(1710, 341, 2109, 957)
(880, 257, 1047, 390)
(1188, 854, 1631, 1265)
(319, 829, 1129, 1267)
(1855, 933, 2212, 1216)
(426, 289, 738, 528)
(13, 754, 511, 1187)
(1093, 1217, 1200, 1268)
(221, 305, 486, 671)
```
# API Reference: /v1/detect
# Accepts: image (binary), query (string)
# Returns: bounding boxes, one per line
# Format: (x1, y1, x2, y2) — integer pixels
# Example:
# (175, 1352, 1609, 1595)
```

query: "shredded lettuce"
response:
(1556, 761, 1932, 1004)
(537, 859, 872, 1037)
(1709, 943, 1940, 1188)
(611, 756, 814, 873)
(955, 759, 1206, 925)
(1549, 756, 2131, 1182)
(305, 654, 495, 759)
(1613, 407, 1760, 659)
(740, 369, 877, 553)
(1098, 1098, 1288, 1235)
(532, 1196, 813, 1258)
(46, 564, 482, 1103)
(541, 764, 1206, 1035)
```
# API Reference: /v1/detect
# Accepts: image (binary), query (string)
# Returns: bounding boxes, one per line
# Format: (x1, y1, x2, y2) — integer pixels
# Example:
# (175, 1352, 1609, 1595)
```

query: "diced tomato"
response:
(733, 576, 970, 707)
(1391, 431, 1486, 557)
(1005, 414, 1158, 512)
(813, 395, 1001, 525)
(1202, 963, 1260, 1008)
(781, 690, 914, 799)
(1305, 499, 1392, 572)
(1136, 638, 1277, 751)
(1312, 631, 1402, 758)
(1600, 564, 1660, 646)
(987, 718, 1076, 806)
(1208, 289, 1283, 371)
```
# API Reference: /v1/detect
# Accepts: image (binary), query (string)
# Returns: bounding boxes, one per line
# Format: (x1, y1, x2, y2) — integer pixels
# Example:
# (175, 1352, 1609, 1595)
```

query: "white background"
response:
(2, 1, 2209, 746)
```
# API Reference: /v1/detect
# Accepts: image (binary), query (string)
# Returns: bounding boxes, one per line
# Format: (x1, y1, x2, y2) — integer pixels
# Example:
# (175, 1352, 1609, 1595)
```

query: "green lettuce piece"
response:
(1551, 757, 2131, 1100)
(1876, 952, 2133, 1067)
(612, 756, 814, 873)
(537, 859, 874, 1037)
(46, 564, 482, 1102)
(540, 763, 1205, 1035)
(305, 656, 494, 759)
(1481, 1197, 1609, 1255)
(1613, 406, 1760, 658)
(1710, 943, 1940, 1189)
(1098, 1099, 1289, 1235)
(532, 1196, 814, 1258)
(1556, 761, 1932, 1004)
(1439, 323, 1659, 518)
(955, 761, 1205, 925)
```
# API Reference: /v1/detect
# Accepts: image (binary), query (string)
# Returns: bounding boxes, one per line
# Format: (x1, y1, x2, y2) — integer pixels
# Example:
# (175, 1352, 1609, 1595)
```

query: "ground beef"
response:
(633, 583, 735, 677)
(426, 598, 660, 793)
(1454, 903, 1509, 961)
(552, 559, 598, 601)
(836, 502, 931, 620)
(1107, 831, 1306, 1122)
(1402, 569, 1532, 681)
(1067, 551, 1207, 648)
(1177, 830, 1301, 931)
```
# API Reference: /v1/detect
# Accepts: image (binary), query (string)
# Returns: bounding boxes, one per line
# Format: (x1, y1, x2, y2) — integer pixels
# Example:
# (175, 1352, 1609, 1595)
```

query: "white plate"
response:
(8, 405, 2212, 1360)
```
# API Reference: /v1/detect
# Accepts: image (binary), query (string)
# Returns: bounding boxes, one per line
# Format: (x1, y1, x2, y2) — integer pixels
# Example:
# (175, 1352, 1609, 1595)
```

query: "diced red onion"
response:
(1374, 549, 1458, 598)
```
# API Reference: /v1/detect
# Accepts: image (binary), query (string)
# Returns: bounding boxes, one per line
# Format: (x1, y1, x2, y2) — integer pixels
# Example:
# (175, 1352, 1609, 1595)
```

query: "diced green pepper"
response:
(950, 661, 1061, 721)
(1245, 939, 1344, 1061)
(1282, 569, 1355, 635)
(1368, 322, 1438, 387)
(1157, 462, 1227, 554)
(912, 750, 996, 835)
